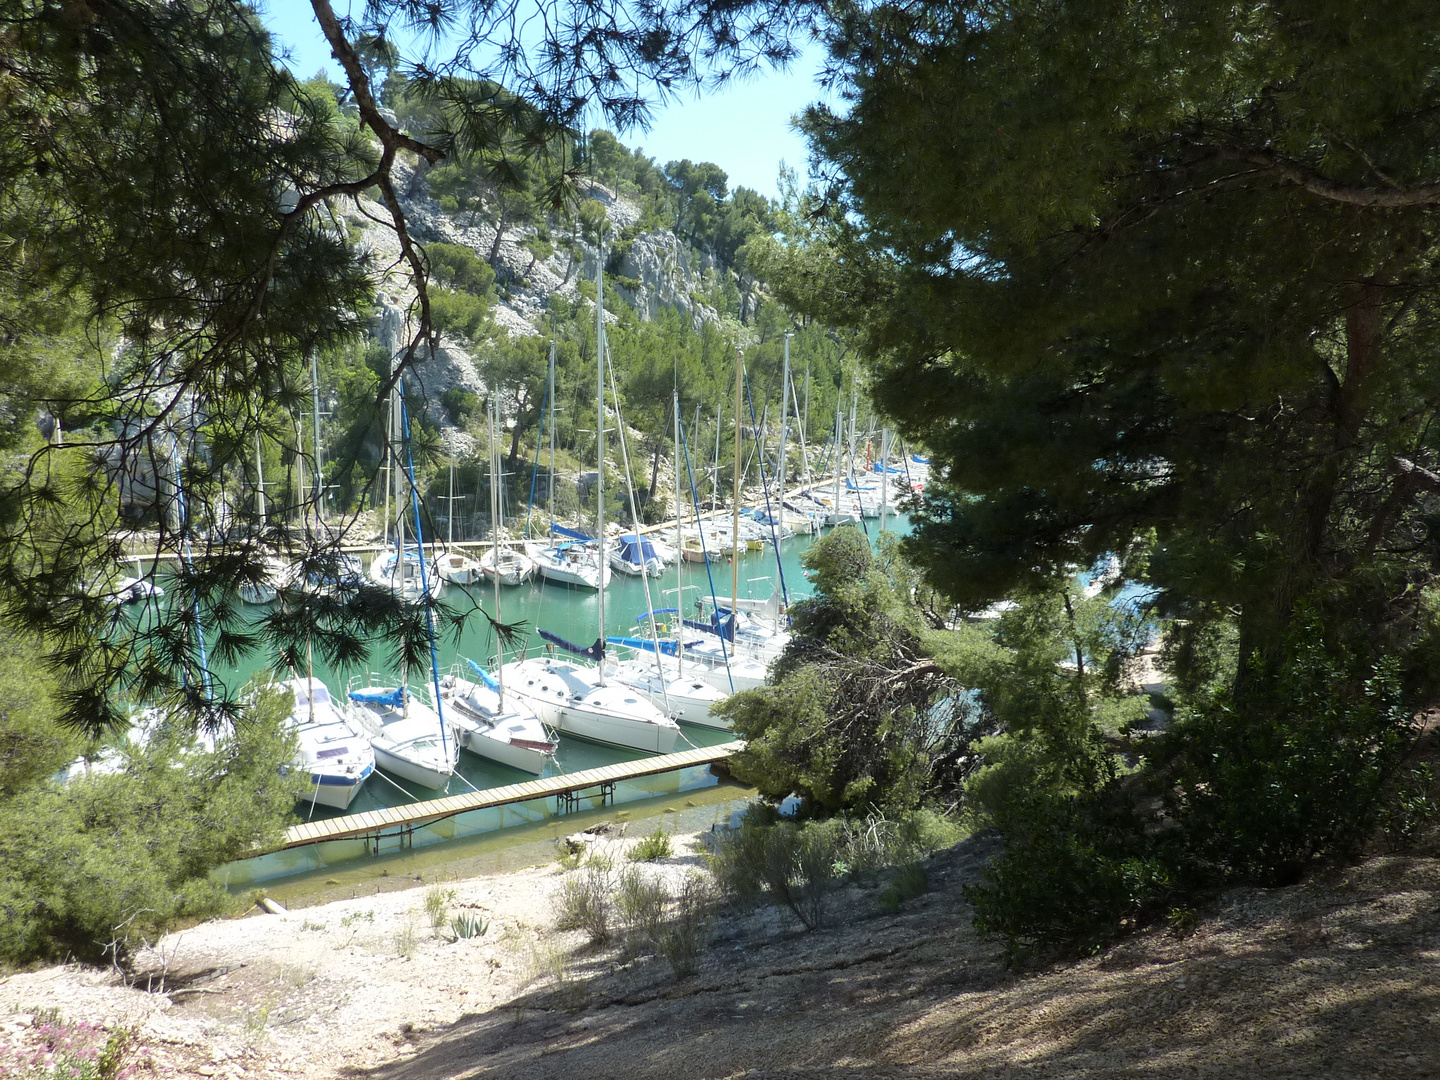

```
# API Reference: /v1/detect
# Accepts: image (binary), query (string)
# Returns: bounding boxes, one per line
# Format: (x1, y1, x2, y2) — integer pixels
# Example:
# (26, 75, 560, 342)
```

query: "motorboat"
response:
(501, 648, 679, 754)
(112, 576, 164, 605)
(286, 551, 364, 595)
(344, 680, 458, 790)
(610, 532, 664, 577)
(439, 662, 557, 774)
(283, 676, 374, 810)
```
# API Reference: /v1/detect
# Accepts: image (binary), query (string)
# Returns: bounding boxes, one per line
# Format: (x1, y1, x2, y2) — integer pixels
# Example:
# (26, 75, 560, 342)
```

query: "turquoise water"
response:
(188, 514, 909, 818)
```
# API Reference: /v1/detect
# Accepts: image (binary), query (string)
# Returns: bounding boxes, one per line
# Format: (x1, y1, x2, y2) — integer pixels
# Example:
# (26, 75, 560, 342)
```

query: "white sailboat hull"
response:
(501, 657, 679, 753)
(440, 674, 557, 775)
(345, 685, 458, 790)
(610, 660, 730, 727)
(435, 551, 482, 585)
(533, 548, 611, 589)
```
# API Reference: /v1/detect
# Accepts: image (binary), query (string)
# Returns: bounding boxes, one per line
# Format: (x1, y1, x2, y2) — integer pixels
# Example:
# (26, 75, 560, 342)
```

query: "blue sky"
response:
(257, 3, 833, 200)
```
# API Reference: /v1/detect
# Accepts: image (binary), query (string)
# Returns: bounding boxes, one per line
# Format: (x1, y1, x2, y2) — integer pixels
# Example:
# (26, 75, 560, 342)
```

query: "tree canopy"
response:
(773, 0, 1440, 700)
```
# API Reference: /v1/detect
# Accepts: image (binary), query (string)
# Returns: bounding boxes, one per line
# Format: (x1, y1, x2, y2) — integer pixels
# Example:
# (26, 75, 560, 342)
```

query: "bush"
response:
(1162, 636, 1415, 885)
(877, 862, 929, 913)
(629, 825, 673, 862)
(656, 874, 713, 978)
(0, 685, 306, 966)
(964, 798, 1170, 964)
(554, 864, 613, 944)
(709, 818, 841, 930)
(615, 868, 667, 955)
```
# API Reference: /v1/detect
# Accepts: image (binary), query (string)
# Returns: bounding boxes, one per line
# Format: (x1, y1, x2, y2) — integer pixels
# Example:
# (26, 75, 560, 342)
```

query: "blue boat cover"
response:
(349, 686, 405, 708)
(539, 628, 606, 661)
(615, 534, 659, 564)
(606, 635, 680, 656)
(911, 453, 930, 464)
(550, 524, 595, 542)
(637, 607, 680, 621)
(465, 659, 501, 692)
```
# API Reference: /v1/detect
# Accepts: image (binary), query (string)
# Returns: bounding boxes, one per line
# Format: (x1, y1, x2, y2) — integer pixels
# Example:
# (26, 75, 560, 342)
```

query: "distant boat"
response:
(434, 549, 483, 586)
(237, 555, 287, 605)
(610, 532, 664, 577)
(479, 544, 535, 586)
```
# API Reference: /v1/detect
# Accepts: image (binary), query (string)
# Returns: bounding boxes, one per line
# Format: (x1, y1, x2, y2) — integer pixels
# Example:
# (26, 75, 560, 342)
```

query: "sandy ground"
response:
(4, 825, 1440, 1080)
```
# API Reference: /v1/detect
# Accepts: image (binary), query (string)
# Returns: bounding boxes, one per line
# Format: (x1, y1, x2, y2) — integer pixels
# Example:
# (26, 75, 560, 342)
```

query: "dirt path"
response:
(4, 831, 1439, 1079)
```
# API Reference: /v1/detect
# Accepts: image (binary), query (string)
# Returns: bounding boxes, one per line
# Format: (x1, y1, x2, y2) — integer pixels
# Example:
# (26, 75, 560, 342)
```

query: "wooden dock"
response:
(279, 740, 743, 851)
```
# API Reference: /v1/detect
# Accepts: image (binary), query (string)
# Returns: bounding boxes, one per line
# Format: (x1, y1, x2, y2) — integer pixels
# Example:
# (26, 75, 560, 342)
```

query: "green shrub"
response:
(554, 864, 613, 943)
(629, 825, 673, 862)
(449, 912, 488, 940)
(424, 886, 455, 935)
(615, 868, 667, 955)
(656, 874, 713, 979)
(877, 861, 929, 913)
(964, 802, 1170, 964)
(1162, 638, 1415, 884)
(0, 684, 306, 966)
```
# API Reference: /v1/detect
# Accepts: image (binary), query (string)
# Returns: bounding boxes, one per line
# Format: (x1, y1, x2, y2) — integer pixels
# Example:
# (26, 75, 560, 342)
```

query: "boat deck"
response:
(279, 740, 743, 850)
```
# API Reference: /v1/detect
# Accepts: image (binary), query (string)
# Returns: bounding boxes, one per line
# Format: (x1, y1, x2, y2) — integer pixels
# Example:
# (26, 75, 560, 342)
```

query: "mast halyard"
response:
(490, 396, 505, 705)
(596, 238, 607, 684)
(674, 387, 684, 674)
(732, 347, 742, 622)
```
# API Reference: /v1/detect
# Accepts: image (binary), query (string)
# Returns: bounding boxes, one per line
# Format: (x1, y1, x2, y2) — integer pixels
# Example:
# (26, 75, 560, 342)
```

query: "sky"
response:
(257, 3, 834, 201)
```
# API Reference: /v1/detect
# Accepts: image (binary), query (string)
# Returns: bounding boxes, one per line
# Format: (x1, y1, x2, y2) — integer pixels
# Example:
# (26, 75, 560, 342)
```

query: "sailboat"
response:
(434, 438, 482, 585)
(441, 400, 556, 773)
(607, 387, 730, 727)
(369, 385, 445, 602)
(477, 422, 535, 585)
(527, 343, 611, 590)
(503, 252, 677, 753)
(283, 676, 374, 810)
(346, 375, 458, 790)
(237, 429, 287, 605)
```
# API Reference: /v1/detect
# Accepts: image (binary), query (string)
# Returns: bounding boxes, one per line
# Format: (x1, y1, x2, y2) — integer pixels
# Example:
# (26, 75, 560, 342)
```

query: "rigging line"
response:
(605, 344, 672, 714)
(369, 765, 421, 802)
(678, 409, 735, 693)
(742, 368, 791, 610)
(524, 344, 552, 540)
(398, 378, 452, 761)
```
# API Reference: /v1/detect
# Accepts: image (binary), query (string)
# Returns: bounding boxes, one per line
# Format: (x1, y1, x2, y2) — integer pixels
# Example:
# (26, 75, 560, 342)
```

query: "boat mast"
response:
(490, 397, 504, 703)
(548, 343, 557, 530)
(880, 426, 890, 532)
(833, 384, 844, 520)
(778, 331, 791, 503)
(732, 347, 742, 622)
(311, 350, 325, 517)
(711, 404, 721, 514)
(674, 387, 684, 674)
(596, 239, 607, 681)
(254, 429, 267, 524)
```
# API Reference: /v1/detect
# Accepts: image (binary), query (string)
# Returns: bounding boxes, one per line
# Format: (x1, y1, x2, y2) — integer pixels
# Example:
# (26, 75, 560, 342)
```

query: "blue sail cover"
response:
(539, 628, 606, 661)
(638, 608, 680, 622)
(911, 453, 931, 464)
(606, 635, 680, 656)
(615, 534, 658, 564)
(466, 659, 501, 692)
(550, 524, 595, 543)
(349, 686, 405, 708)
